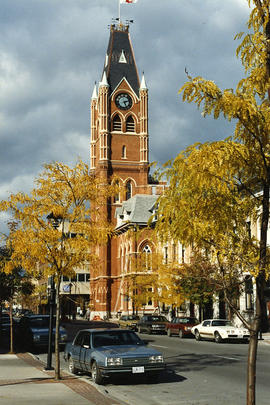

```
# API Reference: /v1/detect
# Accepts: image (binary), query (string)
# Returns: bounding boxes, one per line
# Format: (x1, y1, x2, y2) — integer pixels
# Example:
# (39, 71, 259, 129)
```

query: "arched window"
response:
(114, 180, 120, 203)
(112, 114, 121, 131)
(143, 244, 152, 254)
(142, 244, 152, 271)
(122, 145, 126, 159)
(126, 180, 132, 200)
(126, 116, 135, 132)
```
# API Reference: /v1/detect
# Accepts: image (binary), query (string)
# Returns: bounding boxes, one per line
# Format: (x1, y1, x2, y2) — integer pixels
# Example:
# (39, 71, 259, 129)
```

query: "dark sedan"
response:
(137, 315, 168, 334)
(166, 316, 199, 338)
(17, 315, 68, 349)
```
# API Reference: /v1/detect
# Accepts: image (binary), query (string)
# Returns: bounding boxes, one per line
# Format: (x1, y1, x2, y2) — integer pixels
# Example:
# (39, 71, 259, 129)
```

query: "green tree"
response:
(156, 1, 270, 403)
(0, 160, 116, 379)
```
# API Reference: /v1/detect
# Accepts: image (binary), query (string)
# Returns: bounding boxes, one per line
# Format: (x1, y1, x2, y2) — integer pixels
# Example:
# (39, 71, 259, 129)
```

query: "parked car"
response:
(166, 316, 199, 338)
(17, 315, 68, 349)
(64, 328, 165, 384)
(118, 314, 140, 330)
(191, 319, 250, 343)
(137, 315, 167, 334)
(0, 312, 18, 336)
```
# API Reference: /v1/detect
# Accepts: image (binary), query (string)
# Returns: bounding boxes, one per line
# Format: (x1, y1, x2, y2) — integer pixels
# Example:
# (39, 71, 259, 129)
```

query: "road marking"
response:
(214, 355, 239, 361)
(151, 344, 168, 349)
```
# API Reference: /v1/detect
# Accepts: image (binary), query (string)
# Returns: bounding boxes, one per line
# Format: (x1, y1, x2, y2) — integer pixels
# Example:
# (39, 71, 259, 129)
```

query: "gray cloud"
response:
(0, 0, 250, 231)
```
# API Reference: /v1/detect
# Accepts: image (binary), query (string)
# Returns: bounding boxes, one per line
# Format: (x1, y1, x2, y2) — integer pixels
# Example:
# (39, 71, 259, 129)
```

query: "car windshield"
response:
(93, 331, 144, 347)
(148, 316, 167, 322)
(211, 320, 232, 327)
(178, 317, 198, 324)
(127, 315, 139, 320)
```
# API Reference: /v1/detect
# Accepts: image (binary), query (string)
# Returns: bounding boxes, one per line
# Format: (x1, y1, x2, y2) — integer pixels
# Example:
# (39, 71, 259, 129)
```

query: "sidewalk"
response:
(0, 351, 123, 405)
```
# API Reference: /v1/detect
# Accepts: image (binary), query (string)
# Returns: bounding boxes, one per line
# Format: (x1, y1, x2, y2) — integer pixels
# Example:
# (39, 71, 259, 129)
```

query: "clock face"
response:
(115, 93, 132, 110)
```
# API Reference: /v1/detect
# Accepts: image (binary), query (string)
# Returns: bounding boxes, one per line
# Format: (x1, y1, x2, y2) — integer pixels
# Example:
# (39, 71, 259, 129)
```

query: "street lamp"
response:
(44, 275, 55, 371)
(44, 212, 60, 371)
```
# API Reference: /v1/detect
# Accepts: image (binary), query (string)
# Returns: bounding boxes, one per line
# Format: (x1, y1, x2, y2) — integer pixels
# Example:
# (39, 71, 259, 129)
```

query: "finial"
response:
(91, 82, 98, 100)
(140, 72, 147, 90)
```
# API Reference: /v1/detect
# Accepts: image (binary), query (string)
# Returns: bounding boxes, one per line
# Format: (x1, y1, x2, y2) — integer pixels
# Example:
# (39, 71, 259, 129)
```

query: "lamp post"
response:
(44, 213, 60, 371)
(44, 275, 55, 370)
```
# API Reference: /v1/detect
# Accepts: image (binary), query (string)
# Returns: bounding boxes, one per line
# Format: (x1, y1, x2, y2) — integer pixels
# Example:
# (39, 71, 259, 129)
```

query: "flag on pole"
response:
(120, 0, 138, 3)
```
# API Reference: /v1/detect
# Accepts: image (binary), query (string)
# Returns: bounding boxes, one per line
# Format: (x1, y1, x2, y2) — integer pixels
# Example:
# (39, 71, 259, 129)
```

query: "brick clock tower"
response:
(90, 23, 163, 318)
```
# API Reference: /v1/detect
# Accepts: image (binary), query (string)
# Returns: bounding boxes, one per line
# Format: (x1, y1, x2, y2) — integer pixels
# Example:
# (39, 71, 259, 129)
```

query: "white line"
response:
(151, 344, 168, 349)
(215, 355, 239, 361)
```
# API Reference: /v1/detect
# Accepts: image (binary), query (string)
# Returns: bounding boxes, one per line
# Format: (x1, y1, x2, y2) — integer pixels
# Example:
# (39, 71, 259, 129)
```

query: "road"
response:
(35, 332, 270, 405)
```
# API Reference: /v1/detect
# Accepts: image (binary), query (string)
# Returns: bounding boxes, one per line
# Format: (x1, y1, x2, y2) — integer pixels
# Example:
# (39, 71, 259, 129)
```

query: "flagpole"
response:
(118, 0, 121, 23)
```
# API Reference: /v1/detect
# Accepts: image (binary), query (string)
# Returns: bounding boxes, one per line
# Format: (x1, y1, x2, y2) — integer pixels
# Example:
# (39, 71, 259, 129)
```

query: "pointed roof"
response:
(91, 83, 98, 99)
(100, 71, 109, 87)
(103, 25, 140, 97)
(140, 73, 147, 90)
(115, 194, 158, 231)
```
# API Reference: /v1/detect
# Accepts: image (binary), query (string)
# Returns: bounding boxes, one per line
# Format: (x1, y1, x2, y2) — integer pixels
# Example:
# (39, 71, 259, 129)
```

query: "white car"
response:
(191, 319, 250, 343)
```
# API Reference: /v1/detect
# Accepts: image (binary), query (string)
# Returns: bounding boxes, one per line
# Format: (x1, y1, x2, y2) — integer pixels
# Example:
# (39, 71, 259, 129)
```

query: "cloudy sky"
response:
(0, 0, 250, 232)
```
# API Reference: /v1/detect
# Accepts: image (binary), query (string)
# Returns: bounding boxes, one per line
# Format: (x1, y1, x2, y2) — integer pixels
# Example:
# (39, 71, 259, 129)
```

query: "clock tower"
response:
(90, 22, 149, 189)
(89, 23, 164, 317)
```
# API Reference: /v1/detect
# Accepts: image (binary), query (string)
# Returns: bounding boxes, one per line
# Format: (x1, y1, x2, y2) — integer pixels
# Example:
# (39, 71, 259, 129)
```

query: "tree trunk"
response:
(246, 183, 269, 404)
(246, 324, 258, 405)
(54, 279, 61, 380)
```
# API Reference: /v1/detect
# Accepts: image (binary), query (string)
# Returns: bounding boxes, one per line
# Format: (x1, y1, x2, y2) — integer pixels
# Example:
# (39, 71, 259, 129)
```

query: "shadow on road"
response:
(165, 352, 244, 373)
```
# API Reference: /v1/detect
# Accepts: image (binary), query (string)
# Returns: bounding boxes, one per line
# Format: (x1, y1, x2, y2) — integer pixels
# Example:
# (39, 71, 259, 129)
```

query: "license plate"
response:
(132, 366, 144, 374)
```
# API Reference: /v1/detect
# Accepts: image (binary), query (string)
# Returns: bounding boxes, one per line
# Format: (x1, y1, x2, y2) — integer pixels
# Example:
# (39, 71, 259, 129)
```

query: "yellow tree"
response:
(126, 244, 185, 313)
(156, 1, 270, 403)
(0, 160, 116, 379)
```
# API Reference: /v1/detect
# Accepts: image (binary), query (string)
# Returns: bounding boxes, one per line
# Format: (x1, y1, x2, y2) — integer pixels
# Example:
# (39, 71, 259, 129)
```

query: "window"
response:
(122, 145, 126, 159)
(142, 244, 152, 270)
(112, 114, 121, 131)
(164, 246, 168, 264)
(172, 244, 177, 261)
(147, 287, 153, 305)
(77, 273, 86, 282)
(114, 180, 120, 203)
(181, 246, 185, 263)
(245, 276, 254, 310)
(126, 116, 135, 132)
(126, 180, 132, 200)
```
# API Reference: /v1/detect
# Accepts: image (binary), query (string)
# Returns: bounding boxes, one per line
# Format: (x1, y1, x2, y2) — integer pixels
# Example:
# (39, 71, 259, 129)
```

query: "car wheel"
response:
(91, 361, 104, 385)
(195, 330, 201, 341)
(68, 357, 78, 375)
(178, 329, 184, 339)
(167, 328, 171, 337)
(214, 332, 222, 343)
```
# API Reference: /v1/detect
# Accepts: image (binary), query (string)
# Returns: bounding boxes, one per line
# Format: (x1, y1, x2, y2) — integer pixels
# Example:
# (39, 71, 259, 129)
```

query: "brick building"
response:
(89, 23, 166, 318)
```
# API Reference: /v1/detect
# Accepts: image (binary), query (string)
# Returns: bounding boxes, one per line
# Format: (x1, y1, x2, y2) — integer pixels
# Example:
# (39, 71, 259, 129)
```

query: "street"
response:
(35, 331, 270, 405)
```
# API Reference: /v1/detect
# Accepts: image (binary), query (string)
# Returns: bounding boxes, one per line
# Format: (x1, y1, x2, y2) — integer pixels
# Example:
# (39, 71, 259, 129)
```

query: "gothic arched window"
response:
(126, 180, 132, 200)
(114, 180, 120, 203)
(112, 114, 122, 131)
(126, 115, 135, 132)
(142, 244, 152, 271)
